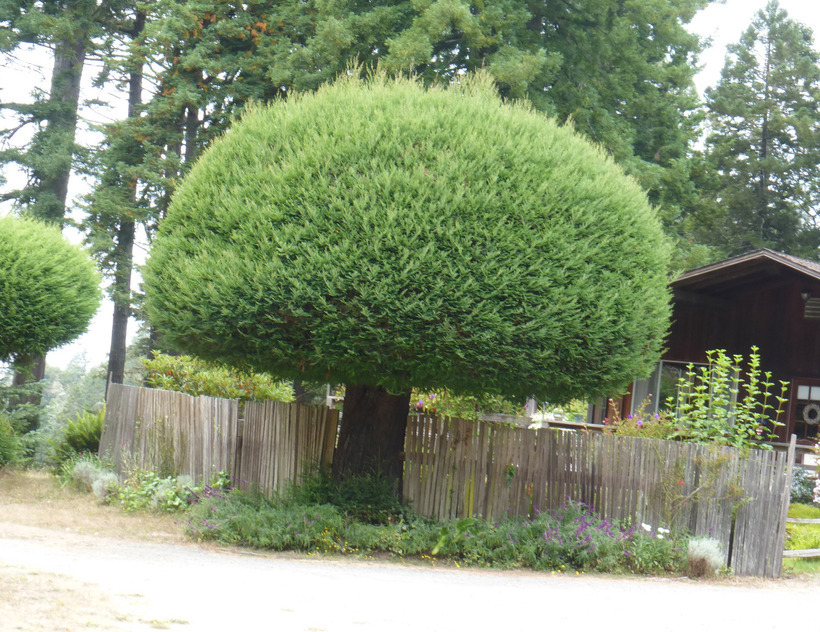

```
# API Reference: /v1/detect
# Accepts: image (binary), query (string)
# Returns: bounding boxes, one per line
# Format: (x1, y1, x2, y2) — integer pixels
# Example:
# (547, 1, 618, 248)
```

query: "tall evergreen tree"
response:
(84, 7, 145, 388)
(697, 0, 820, 257)
(0, 1, 127, 223)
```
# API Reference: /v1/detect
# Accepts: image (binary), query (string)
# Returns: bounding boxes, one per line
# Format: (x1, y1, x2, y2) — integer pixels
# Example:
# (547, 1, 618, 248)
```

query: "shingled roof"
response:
(672, 248, 820, 295)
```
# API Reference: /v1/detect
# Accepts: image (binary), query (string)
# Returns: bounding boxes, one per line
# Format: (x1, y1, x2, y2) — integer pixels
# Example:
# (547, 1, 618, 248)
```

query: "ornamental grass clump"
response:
(686, 537, 724, 577)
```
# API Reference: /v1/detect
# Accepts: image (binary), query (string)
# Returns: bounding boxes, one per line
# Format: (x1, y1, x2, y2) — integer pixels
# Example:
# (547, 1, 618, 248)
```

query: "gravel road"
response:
(1, 521, 818, 632)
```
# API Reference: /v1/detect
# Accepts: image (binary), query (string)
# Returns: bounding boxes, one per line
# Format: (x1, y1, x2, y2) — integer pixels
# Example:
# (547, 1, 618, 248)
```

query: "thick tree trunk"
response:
(32, 36, 88, 224)
(332, 384, 410, 496)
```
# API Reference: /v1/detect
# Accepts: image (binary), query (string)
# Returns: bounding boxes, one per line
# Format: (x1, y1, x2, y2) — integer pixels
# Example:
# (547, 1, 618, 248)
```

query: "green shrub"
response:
(287, 471, 407, 524)
(184, 488, 686, 575)
(143, 352, 293, 402)
(49, 408, 105, 468)
(110, 469, 232, 513)
(411, 389, 526, 420)
(0, 215, 100, 362)
(791, 468, 817, 505)
(667, 347, 787, 449)
(59, 453, 118, 500)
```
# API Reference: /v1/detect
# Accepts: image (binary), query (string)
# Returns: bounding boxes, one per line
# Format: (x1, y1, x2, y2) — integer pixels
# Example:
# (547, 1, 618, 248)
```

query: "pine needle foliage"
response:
(0, 216, 100, 362)
(145, 73, 671, 402)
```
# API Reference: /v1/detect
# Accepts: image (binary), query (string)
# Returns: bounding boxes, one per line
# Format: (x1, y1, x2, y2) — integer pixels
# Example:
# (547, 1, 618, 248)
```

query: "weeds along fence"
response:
(99, 384, 338, 497)
(402, 414, 795, 578)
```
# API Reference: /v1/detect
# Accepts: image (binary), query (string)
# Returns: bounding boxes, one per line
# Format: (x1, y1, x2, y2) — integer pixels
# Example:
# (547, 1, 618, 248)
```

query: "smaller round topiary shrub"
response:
(0, 215, 100, 362)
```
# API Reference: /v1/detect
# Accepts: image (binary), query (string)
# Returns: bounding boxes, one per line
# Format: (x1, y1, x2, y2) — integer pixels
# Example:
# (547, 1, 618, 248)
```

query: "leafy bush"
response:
(791, 468, 817, 505)
(411, 389, 526, 421)
(604, 396, 677, 440)
(110, 469, 232, 513)
(608, 348, 789, 450)
(143, 352, 293, 402)
(49, 408, 105, 467)
(287, 471, 407, 524)
(57, 453, 119, 501)
(666, 347, 787, 449)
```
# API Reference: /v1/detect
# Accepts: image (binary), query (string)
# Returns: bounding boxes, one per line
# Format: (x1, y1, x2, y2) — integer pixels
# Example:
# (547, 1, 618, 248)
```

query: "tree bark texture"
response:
(332, 384, 410, 497)
(32, 36, 88, 224)
(106, 13, 144, 390)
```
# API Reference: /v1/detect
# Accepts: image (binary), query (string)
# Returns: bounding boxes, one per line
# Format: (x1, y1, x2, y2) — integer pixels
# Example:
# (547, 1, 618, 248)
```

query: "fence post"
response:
(774, 434, 797, 578)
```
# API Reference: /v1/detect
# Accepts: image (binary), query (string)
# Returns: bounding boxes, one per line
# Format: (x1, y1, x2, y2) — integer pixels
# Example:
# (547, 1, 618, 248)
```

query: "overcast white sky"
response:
(4, 0, 820, 371)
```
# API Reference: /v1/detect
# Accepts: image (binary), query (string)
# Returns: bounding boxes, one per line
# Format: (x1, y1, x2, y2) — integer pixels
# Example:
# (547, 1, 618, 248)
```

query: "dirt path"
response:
(2, 470, 819, 632)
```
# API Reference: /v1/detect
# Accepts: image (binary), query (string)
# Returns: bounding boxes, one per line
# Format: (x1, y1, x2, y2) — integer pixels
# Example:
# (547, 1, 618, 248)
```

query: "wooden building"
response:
(590, 248, 820, 444)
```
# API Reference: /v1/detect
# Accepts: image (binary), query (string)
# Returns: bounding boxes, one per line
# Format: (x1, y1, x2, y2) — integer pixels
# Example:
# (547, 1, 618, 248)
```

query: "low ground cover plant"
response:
(57, 462, 688, 576)
(182, 473, 686, 575)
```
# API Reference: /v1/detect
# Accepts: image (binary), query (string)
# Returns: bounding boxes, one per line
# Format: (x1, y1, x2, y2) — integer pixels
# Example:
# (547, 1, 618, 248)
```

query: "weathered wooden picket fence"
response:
(402, 414, 794, 578)
(100, 384, 793, 578)
(99, 384, 338, 497)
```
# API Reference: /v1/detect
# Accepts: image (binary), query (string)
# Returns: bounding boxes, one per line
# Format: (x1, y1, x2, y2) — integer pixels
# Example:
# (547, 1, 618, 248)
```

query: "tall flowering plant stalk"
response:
(667, 346, 787, 450)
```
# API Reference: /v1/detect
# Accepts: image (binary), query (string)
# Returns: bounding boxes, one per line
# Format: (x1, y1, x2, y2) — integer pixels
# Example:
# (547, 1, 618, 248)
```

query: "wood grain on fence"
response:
(100, 384, 338, 495)
(402, 414, 792, 578)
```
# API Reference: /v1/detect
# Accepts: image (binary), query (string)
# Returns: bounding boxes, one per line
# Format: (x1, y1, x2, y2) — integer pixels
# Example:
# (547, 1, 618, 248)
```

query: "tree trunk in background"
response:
(31, 36, 87, 224)
(12, 32, 88, 402)
(106, 12, 145, 392)
(106, 218, 135, 390)
(10, 355, 46, 433)
(332, 384, 411, 499)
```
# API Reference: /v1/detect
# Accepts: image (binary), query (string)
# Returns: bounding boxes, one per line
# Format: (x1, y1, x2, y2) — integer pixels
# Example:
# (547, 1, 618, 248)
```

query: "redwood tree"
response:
(143, 74, 671, 489)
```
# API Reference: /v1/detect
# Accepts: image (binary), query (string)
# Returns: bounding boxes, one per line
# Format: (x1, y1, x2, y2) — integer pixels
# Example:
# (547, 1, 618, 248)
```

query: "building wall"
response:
(665, 274, 820, 442)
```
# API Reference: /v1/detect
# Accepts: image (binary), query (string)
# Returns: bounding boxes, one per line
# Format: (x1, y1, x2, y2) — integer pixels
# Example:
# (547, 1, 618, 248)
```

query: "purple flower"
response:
(637, 420, 643, 427)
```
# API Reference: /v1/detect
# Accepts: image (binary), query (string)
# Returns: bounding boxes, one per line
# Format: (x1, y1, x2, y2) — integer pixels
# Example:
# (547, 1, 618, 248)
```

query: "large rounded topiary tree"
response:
(144, 73, 671, 486)
(0, 215, 101, 364)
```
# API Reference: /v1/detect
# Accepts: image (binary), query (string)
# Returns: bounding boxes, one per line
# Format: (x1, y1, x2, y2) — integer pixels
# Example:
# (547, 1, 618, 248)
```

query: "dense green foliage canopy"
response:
(145, 74, 670, 402)
(694, 0, 820, 257)
(0, 216, 100, 362)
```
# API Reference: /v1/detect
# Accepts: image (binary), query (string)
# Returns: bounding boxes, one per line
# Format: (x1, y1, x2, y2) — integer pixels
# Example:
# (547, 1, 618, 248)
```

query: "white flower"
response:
(657, 527, 670, 535)
(657, 534, 664, 539)
(641, 523, 652, 532)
